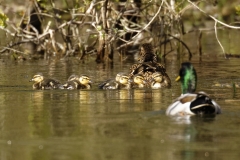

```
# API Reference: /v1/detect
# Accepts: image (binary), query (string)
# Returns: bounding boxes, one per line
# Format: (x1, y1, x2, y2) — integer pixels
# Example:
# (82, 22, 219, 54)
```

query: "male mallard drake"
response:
(29, 73, 61, 90)
(99, 73, 131, 89)
(150, 72, 171, 89)
(166, 62, 221, 116)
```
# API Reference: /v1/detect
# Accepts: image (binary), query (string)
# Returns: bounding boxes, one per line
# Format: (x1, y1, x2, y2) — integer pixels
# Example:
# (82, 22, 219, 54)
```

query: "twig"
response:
(214, 21, 226, 58)
(187, 0, 240, 57)
(131, 0, 164, 40)
(187, 0, 240, 30)
(167, 34, 192, 60)
(2, 47, 25, 54)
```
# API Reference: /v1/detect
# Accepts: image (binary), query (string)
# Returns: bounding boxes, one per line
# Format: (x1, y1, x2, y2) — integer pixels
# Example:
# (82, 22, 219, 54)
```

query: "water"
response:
(0, 26, 240, 159)
(0, 52, 239, 160)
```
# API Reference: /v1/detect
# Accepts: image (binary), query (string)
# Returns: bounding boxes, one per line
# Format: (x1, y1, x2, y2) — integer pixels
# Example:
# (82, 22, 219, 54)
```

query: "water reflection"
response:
(167, 114, 222, 160)
(0, 53, 240, 159)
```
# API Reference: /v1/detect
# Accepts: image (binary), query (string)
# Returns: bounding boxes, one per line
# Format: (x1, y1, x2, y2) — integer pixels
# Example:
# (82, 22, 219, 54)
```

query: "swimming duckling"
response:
(61, 74, 80, 90)
(150, 72, 171, 89)
(166, 62, 221, 116)
(118, 74, 131, 89)
(78, 74, 92, 89)
(131, 74, 146, 88)
(29, 73, 61, 90)
(99, 72, 130, 89)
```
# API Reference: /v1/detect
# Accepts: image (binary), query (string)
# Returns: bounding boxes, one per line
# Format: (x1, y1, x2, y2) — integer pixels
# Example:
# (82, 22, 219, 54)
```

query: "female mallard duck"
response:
(166, 62, 221, 116)
(129, 62, 171, 88)
(29, 73, 61, 90)
(128, 43, 171, 87)
(150, 72, 171, 89)
(137, 43, 157, 63)
(99, 73, 131, 89)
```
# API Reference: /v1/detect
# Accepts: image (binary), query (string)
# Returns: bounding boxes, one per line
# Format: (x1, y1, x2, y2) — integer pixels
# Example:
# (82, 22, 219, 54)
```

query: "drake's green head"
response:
(176, 62, 197, 94)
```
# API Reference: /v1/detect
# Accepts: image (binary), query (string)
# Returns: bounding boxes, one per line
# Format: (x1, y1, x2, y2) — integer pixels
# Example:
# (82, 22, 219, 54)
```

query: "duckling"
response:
(166, 62, 221, 116)
(78, 74, 92, 89)
(67, 74, 79, 81)
(118, 74, 131, 89)
(29, 73, 61, 90)
(150, 72, 171, 89)
(131, 74, 146, 88)
(61, 74, 80, 90)
(99, 72, 130, 90)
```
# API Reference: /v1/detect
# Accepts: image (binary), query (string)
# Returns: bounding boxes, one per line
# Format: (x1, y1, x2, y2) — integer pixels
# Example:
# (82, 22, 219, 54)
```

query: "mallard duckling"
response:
(98, 79, 117, 90)
(67, 74, 79, 81)
(131, 74, 146, 88)
(166, 62, 221, 116)
(78, 74, 92, 89)
(29, 73, 61, 90)
(99, 72, 130, 90)
(61, 74, 80, 90)
(62, 74, 92, 90)
(150, 72, 171, 89)
(118, 74, 131, 89)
